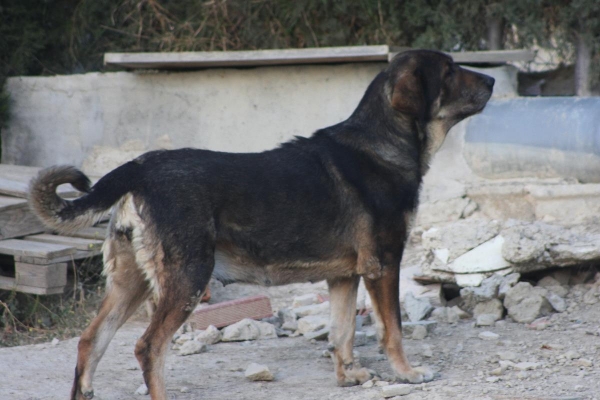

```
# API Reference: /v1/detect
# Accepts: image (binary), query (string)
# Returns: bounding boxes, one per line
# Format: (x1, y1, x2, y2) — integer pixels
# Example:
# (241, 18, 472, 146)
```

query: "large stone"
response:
(178, 341, 207, 356)
(245, 363, 274, 381)
(544, 291, 566, 312)
(278, 308, 298, 331)
(441, 236, 512, 274)
(504, 282, 553, 323)
(221, 318, 278, 341)
(291, 294, 319, 308)
(403, 292, 433, 322)
(297, 315, 329, 335)
(473, 299, 504, 321)
(498, 273, 521, 299)
(430, 307, 459, 324)
(381, 383, 413, 397)
(194, 325, 222, 345)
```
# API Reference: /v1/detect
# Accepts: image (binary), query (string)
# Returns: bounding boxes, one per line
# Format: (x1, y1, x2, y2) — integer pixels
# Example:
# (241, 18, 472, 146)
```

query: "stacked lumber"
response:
(0, 165, 105, 295)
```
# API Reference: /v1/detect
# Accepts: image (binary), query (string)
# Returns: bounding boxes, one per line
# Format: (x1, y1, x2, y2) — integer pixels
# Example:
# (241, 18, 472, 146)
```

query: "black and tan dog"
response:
(29, 50, 494, 400)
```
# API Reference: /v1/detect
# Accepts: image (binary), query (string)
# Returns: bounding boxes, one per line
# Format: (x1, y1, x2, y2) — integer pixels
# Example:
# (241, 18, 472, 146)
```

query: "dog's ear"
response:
(391, 69, 425, 119)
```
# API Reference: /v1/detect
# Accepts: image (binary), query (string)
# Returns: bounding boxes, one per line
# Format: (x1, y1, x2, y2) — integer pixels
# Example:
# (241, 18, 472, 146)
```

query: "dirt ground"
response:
(1, 277, 599, 400)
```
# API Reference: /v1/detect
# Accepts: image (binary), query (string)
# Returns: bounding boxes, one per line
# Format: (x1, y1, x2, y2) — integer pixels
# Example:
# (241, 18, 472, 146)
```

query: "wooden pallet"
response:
(0, 233, 104, 295)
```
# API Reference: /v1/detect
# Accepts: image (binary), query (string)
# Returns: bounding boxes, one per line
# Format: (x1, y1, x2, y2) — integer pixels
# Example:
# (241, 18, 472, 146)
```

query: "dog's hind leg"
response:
(134, 256, 213, 399)
(364, 266, 434, 384)
(71, 237, 151, 400)
(327, 275, 373, 386)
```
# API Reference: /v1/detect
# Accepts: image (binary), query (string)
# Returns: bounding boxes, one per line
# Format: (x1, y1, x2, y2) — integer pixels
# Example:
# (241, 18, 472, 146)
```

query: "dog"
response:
(29, 49, 494, 400)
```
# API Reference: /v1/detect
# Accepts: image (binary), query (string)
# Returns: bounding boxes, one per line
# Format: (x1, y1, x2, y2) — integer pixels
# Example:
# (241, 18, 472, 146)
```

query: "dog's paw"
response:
(395, 366, 434, 384)
(337, 367, 373, 387)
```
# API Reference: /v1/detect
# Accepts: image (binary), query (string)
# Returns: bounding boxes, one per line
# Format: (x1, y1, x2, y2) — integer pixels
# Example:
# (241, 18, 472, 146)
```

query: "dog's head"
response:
(387, 49, 494, 135)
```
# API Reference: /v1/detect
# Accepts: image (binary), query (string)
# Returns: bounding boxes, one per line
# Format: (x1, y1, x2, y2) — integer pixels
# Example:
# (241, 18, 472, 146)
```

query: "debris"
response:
(476, 314, 497, 327)
(381, 383, 413, 397)
(179, 341, 207, 356)
(291, 294, 320, 308)
(575, 359, 593, 367)
(513, 362, 540, 371)
(430, 307, 459, 324)
(244, 363, 274, 381)
(537, 276, 569, 297)
(450, 306, 471, 319)
(460, 274, 504, 312)
(478, 331, 499, 340)
(221, 318, 278, 342)
(411, 325, 428, 340)
(544, 291, 567, 312)
(498, 273, 521, 299)
(403, 292, 433, 322)
(303, 327, 329, 341)
(278, 308, 298, 331)
(402, 321, 437, 337)
(297, 315, 329, 335)
(504, 282, 553, 323)
(194, 325, 222, 345)
(51, 338, 59, 346)
(437, 236, 511, 274)
(292, 301, 330, 318)
(362, 380, 375, 388)
(473, 298, 504, 321)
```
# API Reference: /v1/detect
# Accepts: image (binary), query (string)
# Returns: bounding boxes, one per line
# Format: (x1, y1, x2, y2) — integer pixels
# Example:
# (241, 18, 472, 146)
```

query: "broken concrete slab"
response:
(297, 315, 329, 335)
(422, 219, 501, 264)
(437, 235, 512, 274)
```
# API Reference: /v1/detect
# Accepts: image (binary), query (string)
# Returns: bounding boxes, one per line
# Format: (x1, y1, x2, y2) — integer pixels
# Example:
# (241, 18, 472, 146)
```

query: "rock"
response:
(292, 301, 330, 318)
(375, 381, 390, 387)
(526, 316, 551, 331)
(575, 358, 593, 367)
(490, 367, 503, 376)
(583, 287, 599, 305)
(51, 338, 59, 346)
(478, 331, 499, 340)
(563, 351, 581, 360)
(473, 299, 504, 320)
(460, 274, 504, 313)
(135, 384, 148, 395)
(499, 360, 514, 371)
(497, 351, 517, 361)
(476, 314, 497, 327)
(221, 318, 278, 341)
(498, 273, 521, 299)
(430, 307, 459, 324)
(297, 315, 329, 335)
(514, 362, 540, 371)
(537, 276, 569, 298)
(194, 325, 222, 344)
(179, 341, 207, 356)
(486, 376, 500, 383)
(504, 282, 553, 323)
(403, 292, 433, 322)
(421, 345, 433, 358)
(543, 292, 566, 312)
(174, 332, 194, 345)
(180, 387, 189, 393)
(278, 308, 298, 331)
(381, 383, 413, 397)
(291, 294, 319, 308)
(354, 331, 371, 346)
(411, 325, 428, 340)
(455, 273, 488, 287)
(362, 380, 375, 388)
(245, 363, 274, 381)
(450, 306, 471, 319)
(402, 321, 437, 337)
(304, 327, 329, 341)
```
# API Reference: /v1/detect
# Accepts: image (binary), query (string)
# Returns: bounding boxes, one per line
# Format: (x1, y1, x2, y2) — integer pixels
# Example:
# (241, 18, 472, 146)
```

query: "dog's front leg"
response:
(364, 266, 434, 384)
(327, 276, 373, 386)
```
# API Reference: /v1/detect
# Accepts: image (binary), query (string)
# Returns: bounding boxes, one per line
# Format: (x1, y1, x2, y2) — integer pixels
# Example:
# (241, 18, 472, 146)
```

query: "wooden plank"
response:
(0, 276, 64, 295)
(0, 202, 46, 240)
(0, 195, 27, 212)
(16, 262, 67, 288)
(0, 239, 75, 259)
(0, 177, 82, 198)
(25, 234, 103, 251)
(16, 249, 102, 265)
(71, 227, 107, 240)
(104, 45, 390, 70)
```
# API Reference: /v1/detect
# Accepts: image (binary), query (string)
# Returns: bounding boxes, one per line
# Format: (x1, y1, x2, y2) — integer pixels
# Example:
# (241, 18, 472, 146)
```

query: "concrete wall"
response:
(3, 63, 385, 175)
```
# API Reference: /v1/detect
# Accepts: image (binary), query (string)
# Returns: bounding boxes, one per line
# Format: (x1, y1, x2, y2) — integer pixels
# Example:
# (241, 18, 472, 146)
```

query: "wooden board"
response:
(0, 196, 46, 240)
(0, 276, 64, 295)
(25, 234, 104, 251)
(70, 227, 107, 240)
(104, 45, 389, 69)
(0, 239, 75, 260)
(16, 249, 102, 265)
(389, 48, 536, 64)
(16, 262, 67, 288)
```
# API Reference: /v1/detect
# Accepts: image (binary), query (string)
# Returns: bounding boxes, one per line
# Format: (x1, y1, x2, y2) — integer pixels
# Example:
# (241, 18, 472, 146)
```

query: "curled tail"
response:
(29, 162, 140, 234)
